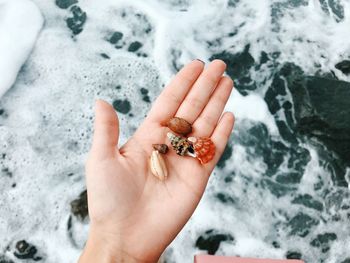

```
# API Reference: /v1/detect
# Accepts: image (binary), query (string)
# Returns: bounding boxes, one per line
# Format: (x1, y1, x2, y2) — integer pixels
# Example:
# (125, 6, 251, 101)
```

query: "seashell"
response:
(150, 150, 168, 180)
(193, 137, 216, 164)
(167, 117, 192, 136)
(167, 132, 195, 157)
(152, 144, 168, 154)
(187, 137, 197, 144)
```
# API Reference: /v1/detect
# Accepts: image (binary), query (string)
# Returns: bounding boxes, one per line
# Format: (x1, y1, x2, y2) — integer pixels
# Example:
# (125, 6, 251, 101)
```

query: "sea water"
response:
(0, 0, 350, 262)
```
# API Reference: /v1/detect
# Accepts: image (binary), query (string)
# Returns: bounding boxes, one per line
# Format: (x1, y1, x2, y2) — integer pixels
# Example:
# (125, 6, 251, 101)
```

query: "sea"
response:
(0, 0, 350, 262)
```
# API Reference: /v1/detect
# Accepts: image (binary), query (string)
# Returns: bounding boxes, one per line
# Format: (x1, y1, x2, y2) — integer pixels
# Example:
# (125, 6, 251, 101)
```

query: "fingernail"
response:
(196, 58, 205, 64)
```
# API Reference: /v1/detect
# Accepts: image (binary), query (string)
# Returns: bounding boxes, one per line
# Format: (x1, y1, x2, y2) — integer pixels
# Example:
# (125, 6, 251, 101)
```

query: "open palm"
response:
(82, 59, 234, 263)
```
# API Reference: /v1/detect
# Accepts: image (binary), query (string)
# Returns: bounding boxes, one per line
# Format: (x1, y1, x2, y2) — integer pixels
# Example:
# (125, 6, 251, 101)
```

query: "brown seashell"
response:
(167, 117, 192, 136)
(193, 137, 216, 164)
(167, 132, 195, 157)
(152, 144, 168, 154)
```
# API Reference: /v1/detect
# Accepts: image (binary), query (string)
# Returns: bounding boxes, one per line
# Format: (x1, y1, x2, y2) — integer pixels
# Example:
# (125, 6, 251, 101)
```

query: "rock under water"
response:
(335, 60, 350, 75)
(264, 62, 350, 187)
(288, 74, 350, 177)
(70, 190, 88, 221)
(195, 230, 234, 255)
(14, 240, 42, 261)
(210, 45, 256, 96)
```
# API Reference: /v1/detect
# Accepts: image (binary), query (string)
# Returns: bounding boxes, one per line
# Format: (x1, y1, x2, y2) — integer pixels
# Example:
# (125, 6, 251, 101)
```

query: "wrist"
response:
(78, 231, 136, 263)
(78, 225, 160, 263)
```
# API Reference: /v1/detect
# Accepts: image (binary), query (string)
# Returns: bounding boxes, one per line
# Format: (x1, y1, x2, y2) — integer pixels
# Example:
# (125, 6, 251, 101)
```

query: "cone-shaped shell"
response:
(150, 150, 168, 180)
(167, 132, 195, 157)
(193, 137, 215, 164)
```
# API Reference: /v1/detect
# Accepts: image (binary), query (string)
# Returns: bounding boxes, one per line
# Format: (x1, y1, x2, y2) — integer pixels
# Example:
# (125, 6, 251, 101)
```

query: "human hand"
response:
(78, 59, 235, 263)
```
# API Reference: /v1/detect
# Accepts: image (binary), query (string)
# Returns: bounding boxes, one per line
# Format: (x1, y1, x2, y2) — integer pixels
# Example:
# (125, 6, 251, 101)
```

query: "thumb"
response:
(91, 99, 119, 159)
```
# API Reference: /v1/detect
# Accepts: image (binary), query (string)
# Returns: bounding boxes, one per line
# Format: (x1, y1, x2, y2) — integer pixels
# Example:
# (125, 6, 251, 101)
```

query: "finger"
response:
(206, 112, 235, 171)
(91, 99, 119, 159)
(147, 59, 205, 122)
(175, 59, 226, 124)
(192, 76, 234, 137)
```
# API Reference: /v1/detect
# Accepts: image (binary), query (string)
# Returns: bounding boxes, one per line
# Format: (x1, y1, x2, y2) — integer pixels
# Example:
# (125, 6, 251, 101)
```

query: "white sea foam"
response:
(0, 0, 43, 98)
(0, 0, 349, 262)
(227, 90, 279, 136)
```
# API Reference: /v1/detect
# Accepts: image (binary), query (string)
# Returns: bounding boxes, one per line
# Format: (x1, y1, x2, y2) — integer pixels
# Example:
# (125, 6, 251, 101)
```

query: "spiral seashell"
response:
(167, 132, 195, 157)
(193, 137, 216, 164)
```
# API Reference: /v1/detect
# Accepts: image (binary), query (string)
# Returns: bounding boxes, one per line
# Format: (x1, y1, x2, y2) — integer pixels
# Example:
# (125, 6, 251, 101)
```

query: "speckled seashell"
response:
(193, 137, 216, 164)
(167, 132, 195, 157)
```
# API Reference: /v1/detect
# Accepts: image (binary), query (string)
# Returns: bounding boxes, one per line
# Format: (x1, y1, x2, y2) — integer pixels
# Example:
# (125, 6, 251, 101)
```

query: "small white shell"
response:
(187, 136, 197, 143)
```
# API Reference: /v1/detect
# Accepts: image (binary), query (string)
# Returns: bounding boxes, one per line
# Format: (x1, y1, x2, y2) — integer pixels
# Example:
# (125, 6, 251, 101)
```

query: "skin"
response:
(78, 59, 235, 263)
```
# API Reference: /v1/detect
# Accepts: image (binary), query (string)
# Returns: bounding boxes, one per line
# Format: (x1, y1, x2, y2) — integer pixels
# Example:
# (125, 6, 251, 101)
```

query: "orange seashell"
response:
(193, 137, 216, 164)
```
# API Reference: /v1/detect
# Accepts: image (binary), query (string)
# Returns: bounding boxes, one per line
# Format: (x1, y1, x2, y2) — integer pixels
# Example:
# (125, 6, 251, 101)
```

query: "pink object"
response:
(194, 255, 304, 263)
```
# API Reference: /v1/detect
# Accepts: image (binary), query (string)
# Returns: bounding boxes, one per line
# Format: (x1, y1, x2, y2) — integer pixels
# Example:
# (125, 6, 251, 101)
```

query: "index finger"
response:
(147, 59, 204, 123)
